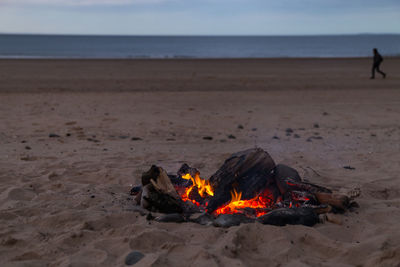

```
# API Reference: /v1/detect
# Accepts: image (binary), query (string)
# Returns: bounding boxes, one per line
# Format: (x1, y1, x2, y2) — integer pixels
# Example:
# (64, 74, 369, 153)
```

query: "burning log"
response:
(168, 163, 200, 187)
(177, 164, 200, 180)
(207, 148, 277, 212)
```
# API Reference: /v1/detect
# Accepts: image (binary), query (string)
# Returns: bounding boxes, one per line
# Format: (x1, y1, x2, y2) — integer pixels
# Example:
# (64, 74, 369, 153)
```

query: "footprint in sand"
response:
(102, 118, 118, 123)
(11, 251, 42, 261)
(62, 249, 107, 266)
(129, 230, 183, 253)
(7, 188, 37, 201)
(47, 169, 67, 181)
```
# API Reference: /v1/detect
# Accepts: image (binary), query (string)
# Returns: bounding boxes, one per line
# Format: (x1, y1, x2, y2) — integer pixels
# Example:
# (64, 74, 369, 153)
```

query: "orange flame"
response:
(175, 173, 307, 218)
(214, 189, 273, 217)
(181, 173, 214, 202)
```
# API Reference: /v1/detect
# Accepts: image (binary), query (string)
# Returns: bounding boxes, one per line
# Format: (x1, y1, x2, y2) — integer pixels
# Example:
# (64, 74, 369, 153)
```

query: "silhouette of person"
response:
(371, 48, 386, 79)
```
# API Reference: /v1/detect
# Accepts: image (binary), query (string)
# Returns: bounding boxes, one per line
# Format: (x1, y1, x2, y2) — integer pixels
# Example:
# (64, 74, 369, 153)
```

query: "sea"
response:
(0, 34, 399, 59)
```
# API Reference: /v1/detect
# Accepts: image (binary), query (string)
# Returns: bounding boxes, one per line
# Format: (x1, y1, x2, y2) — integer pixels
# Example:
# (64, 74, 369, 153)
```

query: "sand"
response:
(0, 58, 399, 266)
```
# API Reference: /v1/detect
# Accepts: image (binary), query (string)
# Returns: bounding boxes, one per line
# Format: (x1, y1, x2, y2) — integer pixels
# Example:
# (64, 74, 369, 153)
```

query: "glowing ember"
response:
(175, 173, 277, 217)
(175, 173, 214, 207)
(175, 172, 311, 218)
(214, 189, 274, 217)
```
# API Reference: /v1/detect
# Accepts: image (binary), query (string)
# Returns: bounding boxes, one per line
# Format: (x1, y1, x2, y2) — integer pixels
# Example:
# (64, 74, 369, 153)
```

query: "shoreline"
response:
(0, 57, 399, 93)
(1, 56, 400, 60)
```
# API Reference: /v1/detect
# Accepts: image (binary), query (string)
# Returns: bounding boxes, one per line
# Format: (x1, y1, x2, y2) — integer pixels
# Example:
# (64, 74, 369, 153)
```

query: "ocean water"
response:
(0, 34, 399, 59)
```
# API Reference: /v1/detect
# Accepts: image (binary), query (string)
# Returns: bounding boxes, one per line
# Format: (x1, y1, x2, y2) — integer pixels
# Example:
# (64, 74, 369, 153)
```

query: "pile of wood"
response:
(131, 148, 359, 227)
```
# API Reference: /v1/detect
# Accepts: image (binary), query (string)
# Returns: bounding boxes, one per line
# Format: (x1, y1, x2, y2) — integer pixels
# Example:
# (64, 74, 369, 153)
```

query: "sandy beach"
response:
(0, 58, 400, 266)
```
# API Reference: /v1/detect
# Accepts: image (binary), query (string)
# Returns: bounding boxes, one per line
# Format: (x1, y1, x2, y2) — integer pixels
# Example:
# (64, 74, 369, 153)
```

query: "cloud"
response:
(0, 0, 169, 6)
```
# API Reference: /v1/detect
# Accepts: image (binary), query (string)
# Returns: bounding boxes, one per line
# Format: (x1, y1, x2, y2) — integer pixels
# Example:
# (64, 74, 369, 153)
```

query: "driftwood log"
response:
(140, 165, 182, 213)
(315, 192, 350, 211)
(140, 165, 198, 214)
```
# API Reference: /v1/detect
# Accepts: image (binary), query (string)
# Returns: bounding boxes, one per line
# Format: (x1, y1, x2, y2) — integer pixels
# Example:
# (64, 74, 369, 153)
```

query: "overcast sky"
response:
(0, 0, 399, 35)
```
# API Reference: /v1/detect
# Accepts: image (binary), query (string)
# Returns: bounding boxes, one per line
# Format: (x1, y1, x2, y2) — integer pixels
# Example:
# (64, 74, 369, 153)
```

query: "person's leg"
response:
(376, 64, 386, 78)
(371, 64, 376, 79)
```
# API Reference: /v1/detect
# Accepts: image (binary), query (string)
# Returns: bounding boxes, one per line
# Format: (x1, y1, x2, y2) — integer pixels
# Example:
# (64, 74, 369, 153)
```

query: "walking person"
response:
(371, 48, 386, 79)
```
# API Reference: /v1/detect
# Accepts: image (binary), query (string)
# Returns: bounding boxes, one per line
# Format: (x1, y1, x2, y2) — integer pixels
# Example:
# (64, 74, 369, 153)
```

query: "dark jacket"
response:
(374, 53, 383, 65)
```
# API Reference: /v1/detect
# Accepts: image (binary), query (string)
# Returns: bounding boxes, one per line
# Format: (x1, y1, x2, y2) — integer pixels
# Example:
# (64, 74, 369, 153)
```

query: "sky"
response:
(0, 0, 399, 35)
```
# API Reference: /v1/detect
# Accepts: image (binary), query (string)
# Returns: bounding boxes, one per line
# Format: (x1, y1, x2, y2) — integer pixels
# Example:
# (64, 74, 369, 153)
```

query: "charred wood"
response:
(277, 177, 332, 196)
(168, 164, 201, 188)
(207, 148, 276, 212)
(155, 213, 186, 223)
(189, 213, 215, 226)
(130, 185, 142, 195)
(257, 207, 319, 226)
(177, 163, 200, 178)
(274, 164, 302, 182)
(213, 214, 255, 228)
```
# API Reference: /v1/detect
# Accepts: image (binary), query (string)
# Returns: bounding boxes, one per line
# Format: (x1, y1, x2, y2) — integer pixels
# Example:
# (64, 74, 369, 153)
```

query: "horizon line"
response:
(1, 32, 400, 37)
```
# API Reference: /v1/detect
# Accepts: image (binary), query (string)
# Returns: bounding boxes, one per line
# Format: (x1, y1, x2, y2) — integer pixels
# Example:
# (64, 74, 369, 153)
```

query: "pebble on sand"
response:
(343, 166, 356, 170)
(125, 251, 145, 266)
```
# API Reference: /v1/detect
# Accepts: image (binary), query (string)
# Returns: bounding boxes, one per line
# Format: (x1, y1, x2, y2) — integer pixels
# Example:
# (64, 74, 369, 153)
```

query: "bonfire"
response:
(131, 148, 359, 227)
